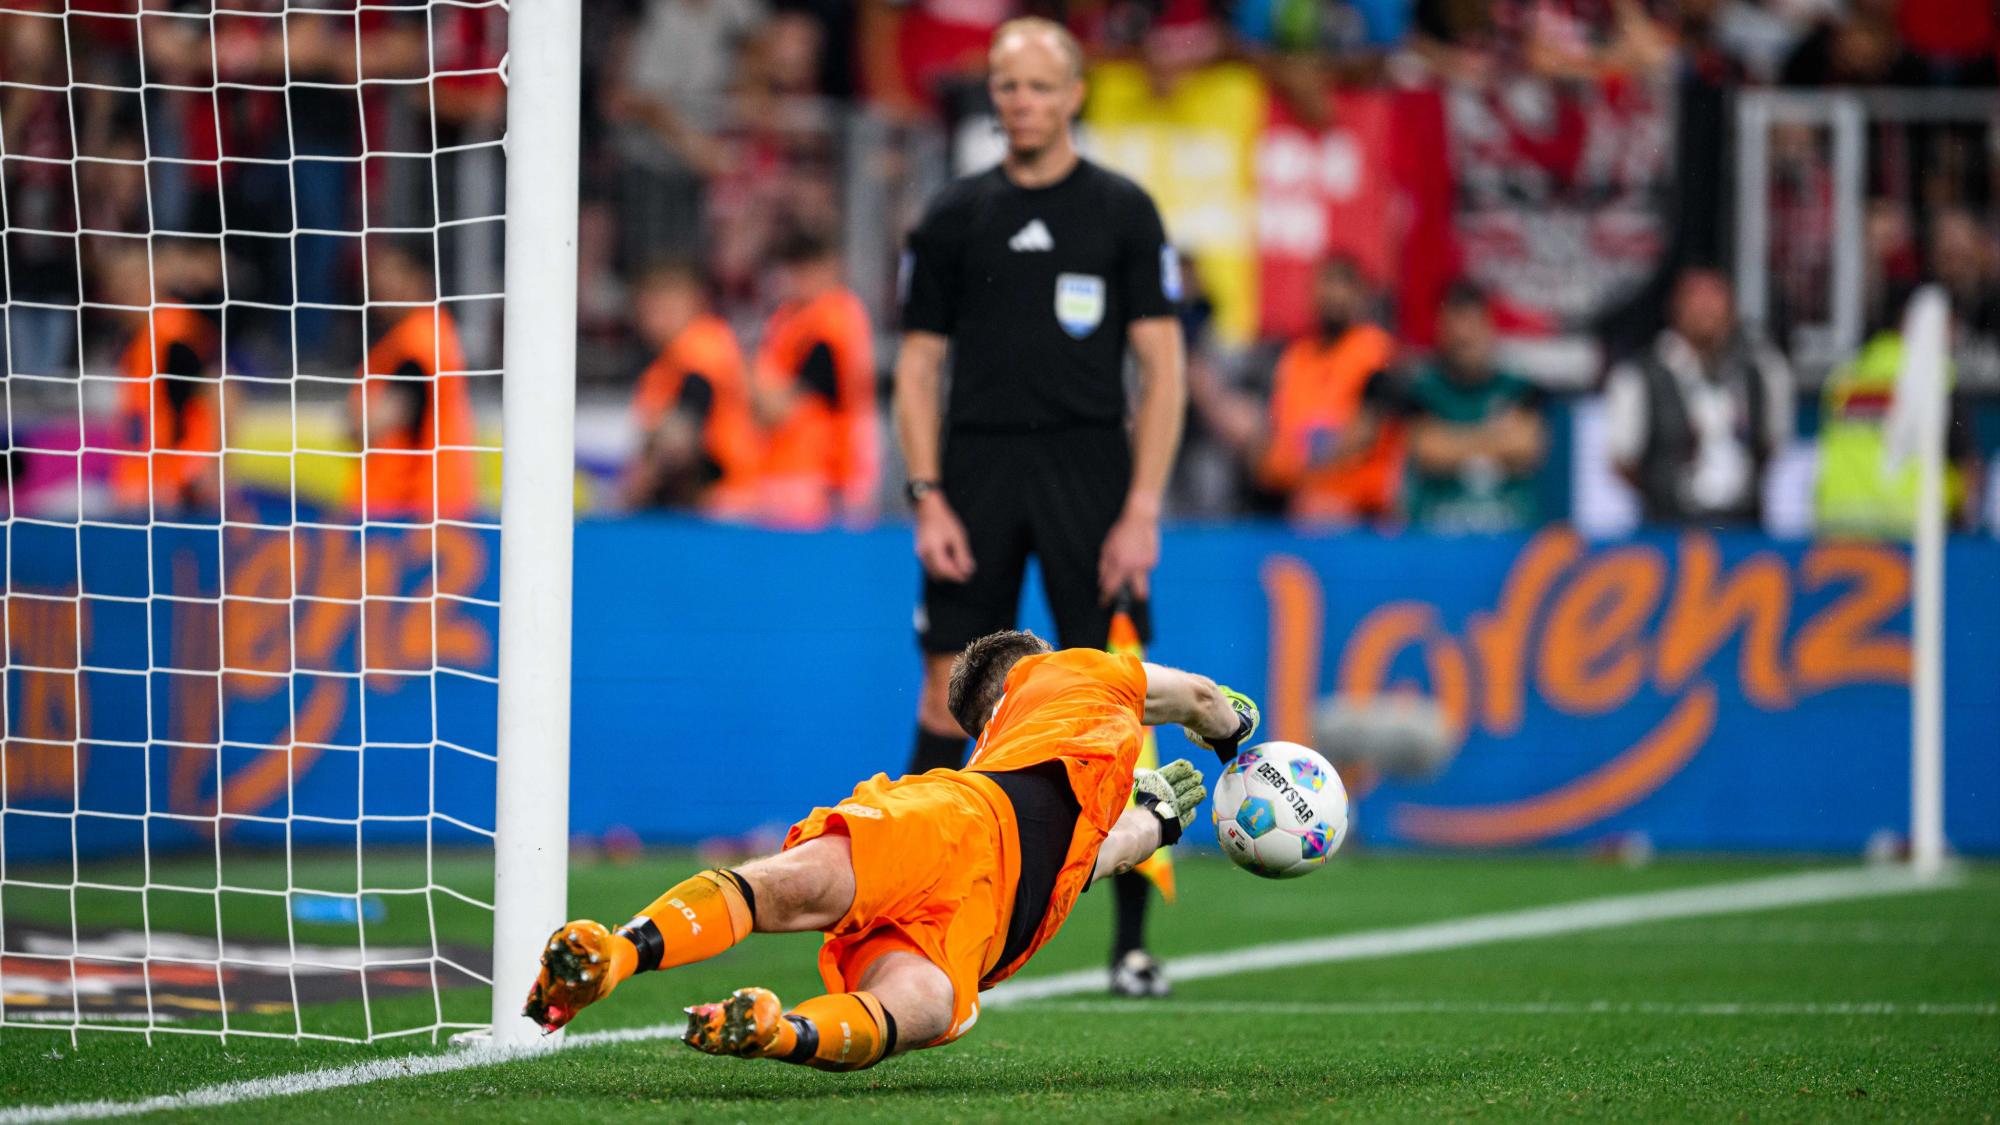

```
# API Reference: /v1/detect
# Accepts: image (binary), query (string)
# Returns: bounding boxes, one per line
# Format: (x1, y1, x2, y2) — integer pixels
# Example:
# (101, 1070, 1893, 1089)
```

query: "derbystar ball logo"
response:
(1254, 761, 1316, 824)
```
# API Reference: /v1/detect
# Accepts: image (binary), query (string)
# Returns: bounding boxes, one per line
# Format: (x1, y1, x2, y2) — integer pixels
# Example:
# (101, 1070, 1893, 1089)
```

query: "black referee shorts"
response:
(917, 426, 1153, 656)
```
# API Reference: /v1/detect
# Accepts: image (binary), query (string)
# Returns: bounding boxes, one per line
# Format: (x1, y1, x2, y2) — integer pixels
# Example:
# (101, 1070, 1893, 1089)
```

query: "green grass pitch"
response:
(1, 852, 1994, 1122)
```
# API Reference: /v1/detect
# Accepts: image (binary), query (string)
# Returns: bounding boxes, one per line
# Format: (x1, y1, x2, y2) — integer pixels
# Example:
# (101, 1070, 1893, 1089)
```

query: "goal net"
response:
(1, 0, 574, 1045)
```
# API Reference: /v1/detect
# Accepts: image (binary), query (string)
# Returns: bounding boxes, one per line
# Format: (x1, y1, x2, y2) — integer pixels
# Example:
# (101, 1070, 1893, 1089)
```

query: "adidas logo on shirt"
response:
(1008, 219, 1054, 252)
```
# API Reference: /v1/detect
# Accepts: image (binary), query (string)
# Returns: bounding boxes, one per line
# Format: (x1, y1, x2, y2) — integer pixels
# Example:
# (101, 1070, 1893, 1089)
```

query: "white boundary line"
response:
(1023, 999, 1999, 1018)
(0, 864, 1961, 1123)
(0, 1024, 674, 1125)
(983, 864, 1956, 1005)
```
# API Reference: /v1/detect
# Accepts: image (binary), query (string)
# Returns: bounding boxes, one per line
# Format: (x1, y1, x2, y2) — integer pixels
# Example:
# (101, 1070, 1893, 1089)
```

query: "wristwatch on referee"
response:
(905, 479, 941, 505)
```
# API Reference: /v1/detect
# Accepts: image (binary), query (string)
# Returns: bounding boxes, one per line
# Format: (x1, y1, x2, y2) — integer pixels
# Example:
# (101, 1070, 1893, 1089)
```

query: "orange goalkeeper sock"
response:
(759, 991, 895, 1071)
(610, 869, 755, 986)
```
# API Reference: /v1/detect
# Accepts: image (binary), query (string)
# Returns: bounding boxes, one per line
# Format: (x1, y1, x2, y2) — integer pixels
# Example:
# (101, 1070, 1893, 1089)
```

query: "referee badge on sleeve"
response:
(1055, 273, 1106, 339)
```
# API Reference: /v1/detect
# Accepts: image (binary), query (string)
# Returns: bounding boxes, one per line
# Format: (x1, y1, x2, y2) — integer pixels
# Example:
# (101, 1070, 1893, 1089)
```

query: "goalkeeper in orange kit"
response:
(523, 629, 1259, 1070)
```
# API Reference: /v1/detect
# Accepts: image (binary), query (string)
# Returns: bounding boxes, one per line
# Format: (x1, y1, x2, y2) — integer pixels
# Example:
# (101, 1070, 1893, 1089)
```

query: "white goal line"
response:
(1021, 999, 1999, 1018)
(0, 864, 1960, 1124)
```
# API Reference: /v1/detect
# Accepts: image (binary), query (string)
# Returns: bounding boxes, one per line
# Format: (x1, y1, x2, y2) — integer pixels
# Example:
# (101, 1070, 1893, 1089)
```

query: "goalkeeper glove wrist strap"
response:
(1133, 790, 1184, 847)
(1211, 711, 1254, 763)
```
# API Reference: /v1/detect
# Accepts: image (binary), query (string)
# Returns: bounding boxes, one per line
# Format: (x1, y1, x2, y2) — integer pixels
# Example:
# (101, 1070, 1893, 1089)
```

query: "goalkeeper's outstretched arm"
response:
(1142, 663, 1259, 760)
(1091, 806, 1170, 885)
(1091, 759, 1206, 884)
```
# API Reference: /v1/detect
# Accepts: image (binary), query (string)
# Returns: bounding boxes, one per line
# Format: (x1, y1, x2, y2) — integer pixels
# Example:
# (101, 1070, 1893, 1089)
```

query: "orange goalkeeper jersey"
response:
(966, 647, 1147, 984)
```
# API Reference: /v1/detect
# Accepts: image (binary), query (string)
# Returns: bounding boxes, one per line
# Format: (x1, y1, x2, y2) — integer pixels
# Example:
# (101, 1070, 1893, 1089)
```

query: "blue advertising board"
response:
(5, 516, 1996, 861)
(3, 516, 499, 863)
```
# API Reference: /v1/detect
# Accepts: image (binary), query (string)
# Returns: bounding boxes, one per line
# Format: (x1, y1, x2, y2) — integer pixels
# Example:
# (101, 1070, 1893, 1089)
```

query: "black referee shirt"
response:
(900, 158, 1178, 432)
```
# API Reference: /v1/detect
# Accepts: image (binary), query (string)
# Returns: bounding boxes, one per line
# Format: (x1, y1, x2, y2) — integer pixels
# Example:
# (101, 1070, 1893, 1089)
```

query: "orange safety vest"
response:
(1258, 323, 1402, 522)
(752, 287, 878, 527)
(964, 648, 1147, 986)
(631, 314, 763, 517)
(352, 307, 478, 522)
(113, 306, 220, 510)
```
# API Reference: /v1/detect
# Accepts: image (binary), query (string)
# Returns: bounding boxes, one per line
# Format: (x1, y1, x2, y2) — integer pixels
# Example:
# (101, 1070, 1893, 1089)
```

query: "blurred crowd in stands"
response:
(2, 0, 1997, 536)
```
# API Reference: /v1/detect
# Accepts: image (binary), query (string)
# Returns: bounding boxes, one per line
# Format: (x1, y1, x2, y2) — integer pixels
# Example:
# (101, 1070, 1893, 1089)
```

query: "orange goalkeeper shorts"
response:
(783, 769, 1019, 1045)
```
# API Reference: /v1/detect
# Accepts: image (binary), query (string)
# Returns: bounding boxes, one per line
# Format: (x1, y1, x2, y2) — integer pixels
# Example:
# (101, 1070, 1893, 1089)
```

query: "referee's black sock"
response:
(909, 728, 966, 775)
(1111, 870, 1149, 959)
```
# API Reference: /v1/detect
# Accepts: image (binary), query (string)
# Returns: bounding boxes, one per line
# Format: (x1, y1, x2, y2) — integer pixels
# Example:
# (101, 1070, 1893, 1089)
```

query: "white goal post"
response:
(490, 0, 579, 1048)
(0, 0, 575, 1046)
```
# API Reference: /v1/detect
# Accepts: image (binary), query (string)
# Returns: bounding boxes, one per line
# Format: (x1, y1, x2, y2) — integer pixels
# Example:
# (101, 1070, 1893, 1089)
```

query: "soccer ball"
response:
(1211, 741, 1349, 879)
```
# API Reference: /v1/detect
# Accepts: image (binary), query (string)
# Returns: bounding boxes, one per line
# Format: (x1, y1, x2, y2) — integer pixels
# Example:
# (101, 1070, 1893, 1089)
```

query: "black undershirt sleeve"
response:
(674, 372, 715, 424)
(163, 341, 203, 379)
(389, 359, 430, 441)
(162, 342, 204, 434)
(797, 342, 839, 405)
(979, 762, 1082, 972)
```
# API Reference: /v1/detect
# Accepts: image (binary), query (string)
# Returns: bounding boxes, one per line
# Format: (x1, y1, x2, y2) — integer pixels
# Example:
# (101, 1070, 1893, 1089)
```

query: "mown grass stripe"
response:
(1023, 999, 1998, 1017)
(1, 864, 1958, 1123)
(984, 865, 1955, 1005)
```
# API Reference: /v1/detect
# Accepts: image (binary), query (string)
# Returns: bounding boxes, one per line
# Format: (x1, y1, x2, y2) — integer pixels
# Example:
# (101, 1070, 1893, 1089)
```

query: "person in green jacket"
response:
(1402, 282, 1549, 533)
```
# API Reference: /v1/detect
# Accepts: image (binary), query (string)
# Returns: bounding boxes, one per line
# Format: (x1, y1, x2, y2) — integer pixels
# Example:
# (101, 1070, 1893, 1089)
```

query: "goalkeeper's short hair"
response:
(946, 629, 1052, 738)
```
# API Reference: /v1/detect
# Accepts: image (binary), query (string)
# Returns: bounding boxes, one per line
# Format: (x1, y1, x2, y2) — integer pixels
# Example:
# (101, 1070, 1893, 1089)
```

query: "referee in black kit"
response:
(891, 17, 1187, 997)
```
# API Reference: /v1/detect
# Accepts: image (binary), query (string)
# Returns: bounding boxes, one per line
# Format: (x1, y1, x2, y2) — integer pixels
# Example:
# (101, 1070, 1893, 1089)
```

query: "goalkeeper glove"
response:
(1184, 686, 1260, 762)
(1132, 758, 1207, 846)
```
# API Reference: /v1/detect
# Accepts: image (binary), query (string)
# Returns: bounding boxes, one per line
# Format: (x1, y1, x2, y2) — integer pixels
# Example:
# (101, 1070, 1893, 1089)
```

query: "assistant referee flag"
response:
(1109, 595, 1174, 902)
